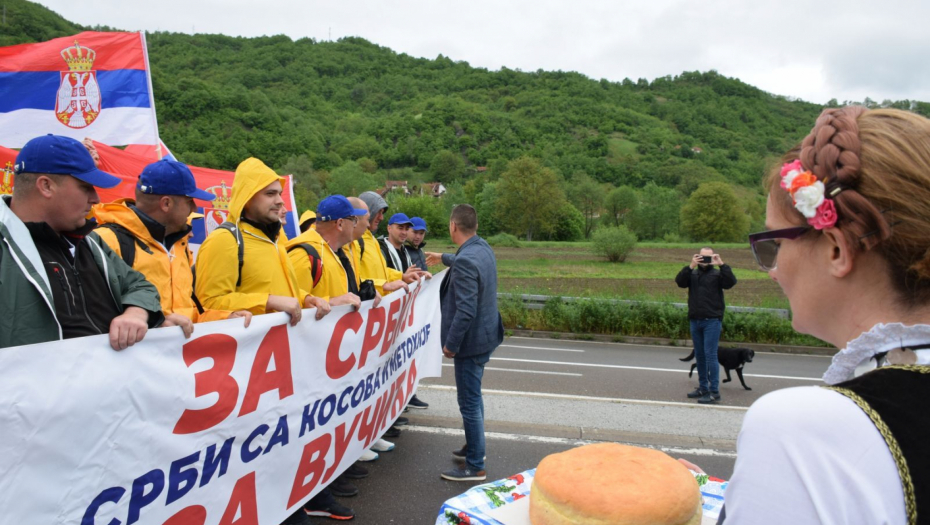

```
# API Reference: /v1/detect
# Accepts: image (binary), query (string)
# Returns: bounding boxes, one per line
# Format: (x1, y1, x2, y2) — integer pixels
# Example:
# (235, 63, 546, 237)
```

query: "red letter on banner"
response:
(380, 299, 402, 357)
(174, 334, 239, 435)
(288, 433, 333, 508)
(358, 306, 385, 369)
(218, 472, 259, 525)
(162, 506, 207, 525)
(322, 413, 363, 485)
(239, 325, 294, 416)
(325, 312, 363, 380)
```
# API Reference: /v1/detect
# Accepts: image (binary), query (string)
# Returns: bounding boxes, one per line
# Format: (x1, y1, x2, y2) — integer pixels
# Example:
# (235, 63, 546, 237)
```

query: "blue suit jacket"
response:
(440, 235, 504, 359)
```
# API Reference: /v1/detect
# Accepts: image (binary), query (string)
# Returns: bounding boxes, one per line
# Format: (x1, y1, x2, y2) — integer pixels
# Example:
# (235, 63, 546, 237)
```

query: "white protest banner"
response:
(0, 274, 444, 525)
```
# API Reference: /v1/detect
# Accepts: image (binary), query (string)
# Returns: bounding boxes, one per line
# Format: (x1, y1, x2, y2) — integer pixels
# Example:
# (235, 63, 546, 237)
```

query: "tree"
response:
(628, 183, 681, 240)
(566, 172, 605, 238)
(604, 186, 638, 227)
(324, 161, 381, 197)
(429, 150, 465, 183)
(680, 182, 750, 242)
(495, 157, 566, 241)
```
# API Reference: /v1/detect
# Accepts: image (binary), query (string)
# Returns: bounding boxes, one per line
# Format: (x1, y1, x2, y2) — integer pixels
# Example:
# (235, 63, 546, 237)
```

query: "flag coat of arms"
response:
(0, 31, 159, 148)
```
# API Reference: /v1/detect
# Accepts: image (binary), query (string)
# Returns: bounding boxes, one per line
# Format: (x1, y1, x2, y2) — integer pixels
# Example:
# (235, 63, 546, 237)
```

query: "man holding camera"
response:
(675, 247, 736, 404)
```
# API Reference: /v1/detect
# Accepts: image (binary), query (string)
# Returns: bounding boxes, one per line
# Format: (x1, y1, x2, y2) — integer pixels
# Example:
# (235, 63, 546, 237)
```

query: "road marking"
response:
(507, 336, 833, 359)
(442, 363, 582, 377)
(420, 384, 749, 411)
(490, 357, 822, 381)
(405, 425, 738, 458)
(500, 344, 585, 353)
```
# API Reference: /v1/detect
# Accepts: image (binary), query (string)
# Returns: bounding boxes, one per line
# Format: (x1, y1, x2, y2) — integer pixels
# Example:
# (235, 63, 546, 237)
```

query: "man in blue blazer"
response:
(426, 204, 504, 481)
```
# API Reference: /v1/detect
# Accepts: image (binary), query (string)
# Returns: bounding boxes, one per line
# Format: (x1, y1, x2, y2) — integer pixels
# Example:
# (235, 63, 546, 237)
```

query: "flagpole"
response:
(139, 31, 162, 160)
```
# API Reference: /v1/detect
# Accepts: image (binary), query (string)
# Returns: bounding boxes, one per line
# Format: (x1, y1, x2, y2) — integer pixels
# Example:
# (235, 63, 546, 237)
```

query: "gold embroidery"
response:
(825, 379, 917, 525)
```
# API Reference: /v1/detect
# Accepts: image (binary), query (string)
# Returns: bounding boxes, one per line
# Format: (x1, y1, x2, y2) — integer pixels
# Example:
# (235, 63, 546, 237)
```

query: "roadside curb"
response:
(507, 329, 836, 356)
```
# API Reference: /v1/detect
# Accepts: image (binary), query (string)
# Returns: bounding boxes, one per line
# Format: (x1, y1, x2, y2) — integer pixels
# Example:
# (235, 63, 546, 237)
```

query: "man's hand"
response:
(382, 280, 409, 294)
(267, 295, 302, 326)
(109, 306, 149, 351)
(425, 252, 444, 267)
(372, 294, 382, 308)
(228, 310, 253, 328)
(442, 346, 456, 359)
(163, 313, 194, 338)
(304, 296, 333, 320)
(330, 293, 362, 311)
(712, 254, 724, 266)
(690, 254, 702, 269)
(402, 267, 432, 283)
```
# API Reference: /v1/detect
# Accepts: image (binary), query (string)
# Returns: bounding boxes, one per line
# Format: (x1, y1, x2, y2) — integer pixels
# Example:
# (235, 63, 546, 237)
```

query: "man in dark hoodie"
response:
(0, 135, 163, 350)
(405, 216, 430, 271)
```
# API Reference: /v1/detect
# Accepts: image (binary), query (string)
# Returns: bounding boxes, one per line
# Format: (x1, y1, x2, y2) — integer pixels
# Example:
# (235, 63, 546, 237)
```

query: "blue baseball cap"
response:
(387, 212, 414, 226)
(410, 217, 428, 231)
(317, 195, 367, 222)
(14, 134, 121, 189)
(137, 159, 215, 201)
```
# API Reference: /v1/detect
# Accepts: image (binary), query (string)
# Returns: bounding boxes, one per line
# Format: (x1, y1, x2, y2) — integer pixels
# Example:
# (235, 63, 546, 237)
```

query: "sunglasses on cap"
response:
(748, 226, 811, 271)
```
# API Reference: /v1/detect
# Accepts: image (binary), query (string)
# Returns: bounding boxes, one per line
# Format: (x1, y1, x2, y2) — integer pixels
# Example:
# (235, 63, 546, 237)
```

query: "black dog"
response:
(680, 347, 755, 390)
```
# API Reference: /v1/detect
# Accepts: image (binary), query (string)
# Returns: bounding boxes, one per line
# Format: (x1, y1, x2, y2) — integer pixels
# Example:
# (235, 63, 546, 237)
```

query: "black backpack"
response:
(287, 242, 324, 288)
(95, 223, 153, 267)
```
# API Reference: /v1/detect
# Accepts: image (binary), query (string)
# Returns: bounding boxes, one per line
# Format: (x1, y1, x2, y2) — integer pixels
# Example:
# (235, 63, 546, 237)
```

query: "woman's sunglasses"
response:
(748, 226, 811, 271)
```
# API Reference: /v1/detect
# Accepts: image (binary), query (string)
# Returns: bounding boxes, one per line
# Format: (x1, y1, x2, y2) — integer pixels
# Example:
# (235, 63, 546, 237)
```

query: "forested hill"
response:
(5, 0, 930, 241)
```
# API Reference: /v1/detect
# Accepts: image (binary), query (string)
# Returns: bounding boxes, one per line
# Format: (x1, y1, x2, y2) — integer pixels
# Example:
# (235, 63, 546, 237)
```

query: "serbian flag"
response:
(0, 31, 159, 148)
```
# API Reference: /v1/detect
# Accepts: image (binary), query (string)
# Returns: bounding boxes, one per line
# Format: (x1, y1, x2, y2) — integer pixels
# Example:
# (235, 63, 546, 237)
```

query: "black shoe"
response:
(329, 476, 359, 498)
(441, 465, 487, 481)
(282, 510, 311, 524)
(384, 426, 402, 438)
(342, 463, 369, 479)
(710, 391, 721, 401)
(687, 387, 708, 399)
(303, 497, 355, 520)
(393, 416, 408, 426)
(452, 445, 486, 462)
(407, 394, 429, 409)
(698, 392, 720, 405)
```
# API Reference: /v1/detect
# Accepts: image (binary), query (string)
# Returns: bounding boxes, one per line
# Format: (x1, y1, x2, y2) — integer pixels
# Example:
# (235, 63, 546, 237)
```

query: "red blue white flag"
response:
(0, 31, 159, 148)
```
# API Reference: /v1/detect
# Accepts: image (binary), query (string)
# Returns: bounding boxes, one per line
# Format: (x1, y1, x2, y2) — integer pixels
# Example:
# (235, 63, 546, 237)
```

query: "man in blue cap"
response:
(379, 212, 414, 272)
(0, 135, 164, 350)
(94, 159, 253, 336)
(405, 216, 430, 272)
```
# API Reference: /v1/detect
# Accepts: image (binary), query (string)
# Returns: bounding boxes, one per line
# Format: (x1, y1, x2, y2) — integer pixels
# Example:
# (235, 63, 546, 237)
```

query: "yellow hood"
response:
(228, 158, 285, 223)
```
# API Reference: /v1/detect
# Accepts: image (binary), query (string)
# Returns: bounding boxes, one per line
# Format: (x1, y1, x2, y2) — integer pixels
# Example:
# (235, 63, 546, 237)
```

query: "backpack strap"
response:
(189, 251, 205, 315)
(95, 223, 151, 267)
(288, 243, 324, 288)
(216, 222, 244, 287)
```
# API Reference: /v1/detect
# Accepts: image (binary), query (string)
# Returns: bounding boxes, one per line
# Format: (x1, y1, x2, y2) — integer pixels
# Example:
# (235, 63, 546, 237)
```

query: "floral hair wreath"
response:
(779, 159, 839, 230)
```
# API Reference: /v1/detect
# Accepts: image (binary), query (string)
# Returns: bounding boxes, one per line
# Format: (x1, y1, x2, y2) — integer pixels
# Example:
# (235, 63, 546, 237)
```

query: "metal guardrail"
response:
(498, 293, 791, 319)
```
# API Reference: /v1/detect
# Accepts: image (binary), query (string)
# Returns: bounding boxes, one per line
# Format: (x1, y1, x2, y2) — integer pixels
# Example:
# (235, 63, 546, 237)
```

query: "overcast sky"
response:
(34, 0, 930, 105)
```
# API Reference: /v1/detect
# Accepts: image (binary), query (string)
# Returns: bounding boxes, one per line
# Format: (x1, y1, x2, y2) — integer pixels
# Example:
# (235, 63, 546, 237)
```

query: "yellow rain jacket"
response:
(194, 158, 310, 314)
(357, 229, 403, 296)
(285, 227, 358, 301)
(94, 199, 230, 323)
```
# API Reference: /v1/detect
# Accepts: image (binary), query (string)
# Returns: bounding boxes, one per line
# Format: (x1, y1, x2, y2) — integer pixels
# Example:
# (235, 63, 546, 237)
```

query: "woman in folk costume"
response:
(708, 106, 930, 524)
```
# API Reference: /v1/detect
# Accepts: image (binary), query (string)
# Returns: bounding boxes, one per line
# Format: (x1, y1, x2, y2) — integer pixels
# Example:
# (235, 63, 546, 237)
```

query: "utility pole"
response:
(328, 26, 331, 41)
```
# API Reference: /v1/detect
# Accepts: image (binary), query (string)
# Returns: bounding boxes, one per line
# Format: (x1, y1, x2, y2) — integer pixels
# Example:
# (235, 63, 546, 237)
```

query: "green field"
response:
(428, 240, 788, 309)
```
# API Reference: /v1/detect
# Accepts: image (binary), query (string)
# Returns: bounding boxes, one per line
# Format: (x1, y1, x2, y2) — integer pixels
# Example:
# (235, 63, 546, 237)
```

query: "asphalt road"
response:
(301, 337, 834, 525)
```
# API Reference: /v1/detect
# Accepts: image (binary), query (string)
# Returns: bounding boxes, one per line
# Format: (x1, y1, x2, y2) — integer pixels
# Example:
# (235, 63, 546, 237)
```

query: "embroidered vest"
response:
(826, 365, 930, 525)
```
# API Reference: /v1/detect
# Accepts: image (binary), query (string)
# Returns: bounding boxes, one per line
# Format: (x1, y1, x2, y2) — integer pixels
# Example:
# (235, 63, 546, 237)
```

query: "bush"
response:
(591, 226, 638, 262)
(487, 233, 522, 248)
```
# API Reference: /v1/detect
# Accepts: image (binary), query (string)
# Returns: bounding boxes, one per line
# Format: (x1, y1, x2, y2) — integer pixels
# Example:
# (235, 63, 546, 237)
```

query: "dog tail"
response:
(679, 349, 695, 362)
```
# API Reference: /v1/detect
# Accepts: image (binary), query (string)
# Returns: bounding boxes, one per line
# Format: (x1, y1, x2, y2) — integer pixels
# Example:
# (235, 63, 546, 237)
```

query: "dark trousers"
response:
(454, 352, 490, 470)
(690, 318, 721, 392)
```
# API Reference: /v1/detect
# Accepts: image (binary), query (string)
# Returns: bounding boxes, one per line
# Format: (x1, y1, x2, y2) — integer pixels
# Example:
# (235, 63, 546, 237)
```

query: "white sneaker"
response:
(371, 438, 395, 452)
(358, 449, 379, 462)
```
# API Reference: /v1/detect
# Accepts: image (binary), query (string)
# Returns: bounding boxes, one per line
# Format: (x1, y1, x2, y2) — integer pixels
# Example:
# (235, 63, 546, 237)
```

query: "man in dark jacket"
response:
(0, 135, 164, 350)
(426, 204, 504, 481)
(675, 247, 737, 404)
(405, 216, 429, 272)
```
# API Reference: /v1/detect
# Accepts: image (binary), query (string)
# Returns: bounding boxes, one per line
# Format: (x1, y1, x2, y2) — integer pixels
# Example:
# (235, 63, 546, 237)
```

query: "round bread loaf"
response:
(529, 443, 702, 525)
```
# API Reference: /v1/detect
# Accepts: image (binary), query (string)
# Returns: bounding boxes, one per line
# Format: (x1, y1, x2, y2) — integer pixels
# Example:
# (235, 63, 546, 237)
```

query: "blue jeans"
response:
(454, 352, 490, 471)
(690, 319, 721, 393)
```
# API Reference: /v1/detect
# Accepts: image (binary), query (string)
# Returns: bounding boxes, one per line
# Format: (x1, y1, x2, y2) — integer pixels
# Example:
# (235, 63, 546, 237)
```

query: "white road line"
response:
(420, 384, 749, 412)
(490, 357, 822, 381)
(442, 363, 582, 377)
(507, 336, 833, 359)
(405, 425, 738, 458)
(500, 344, 585, 353)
